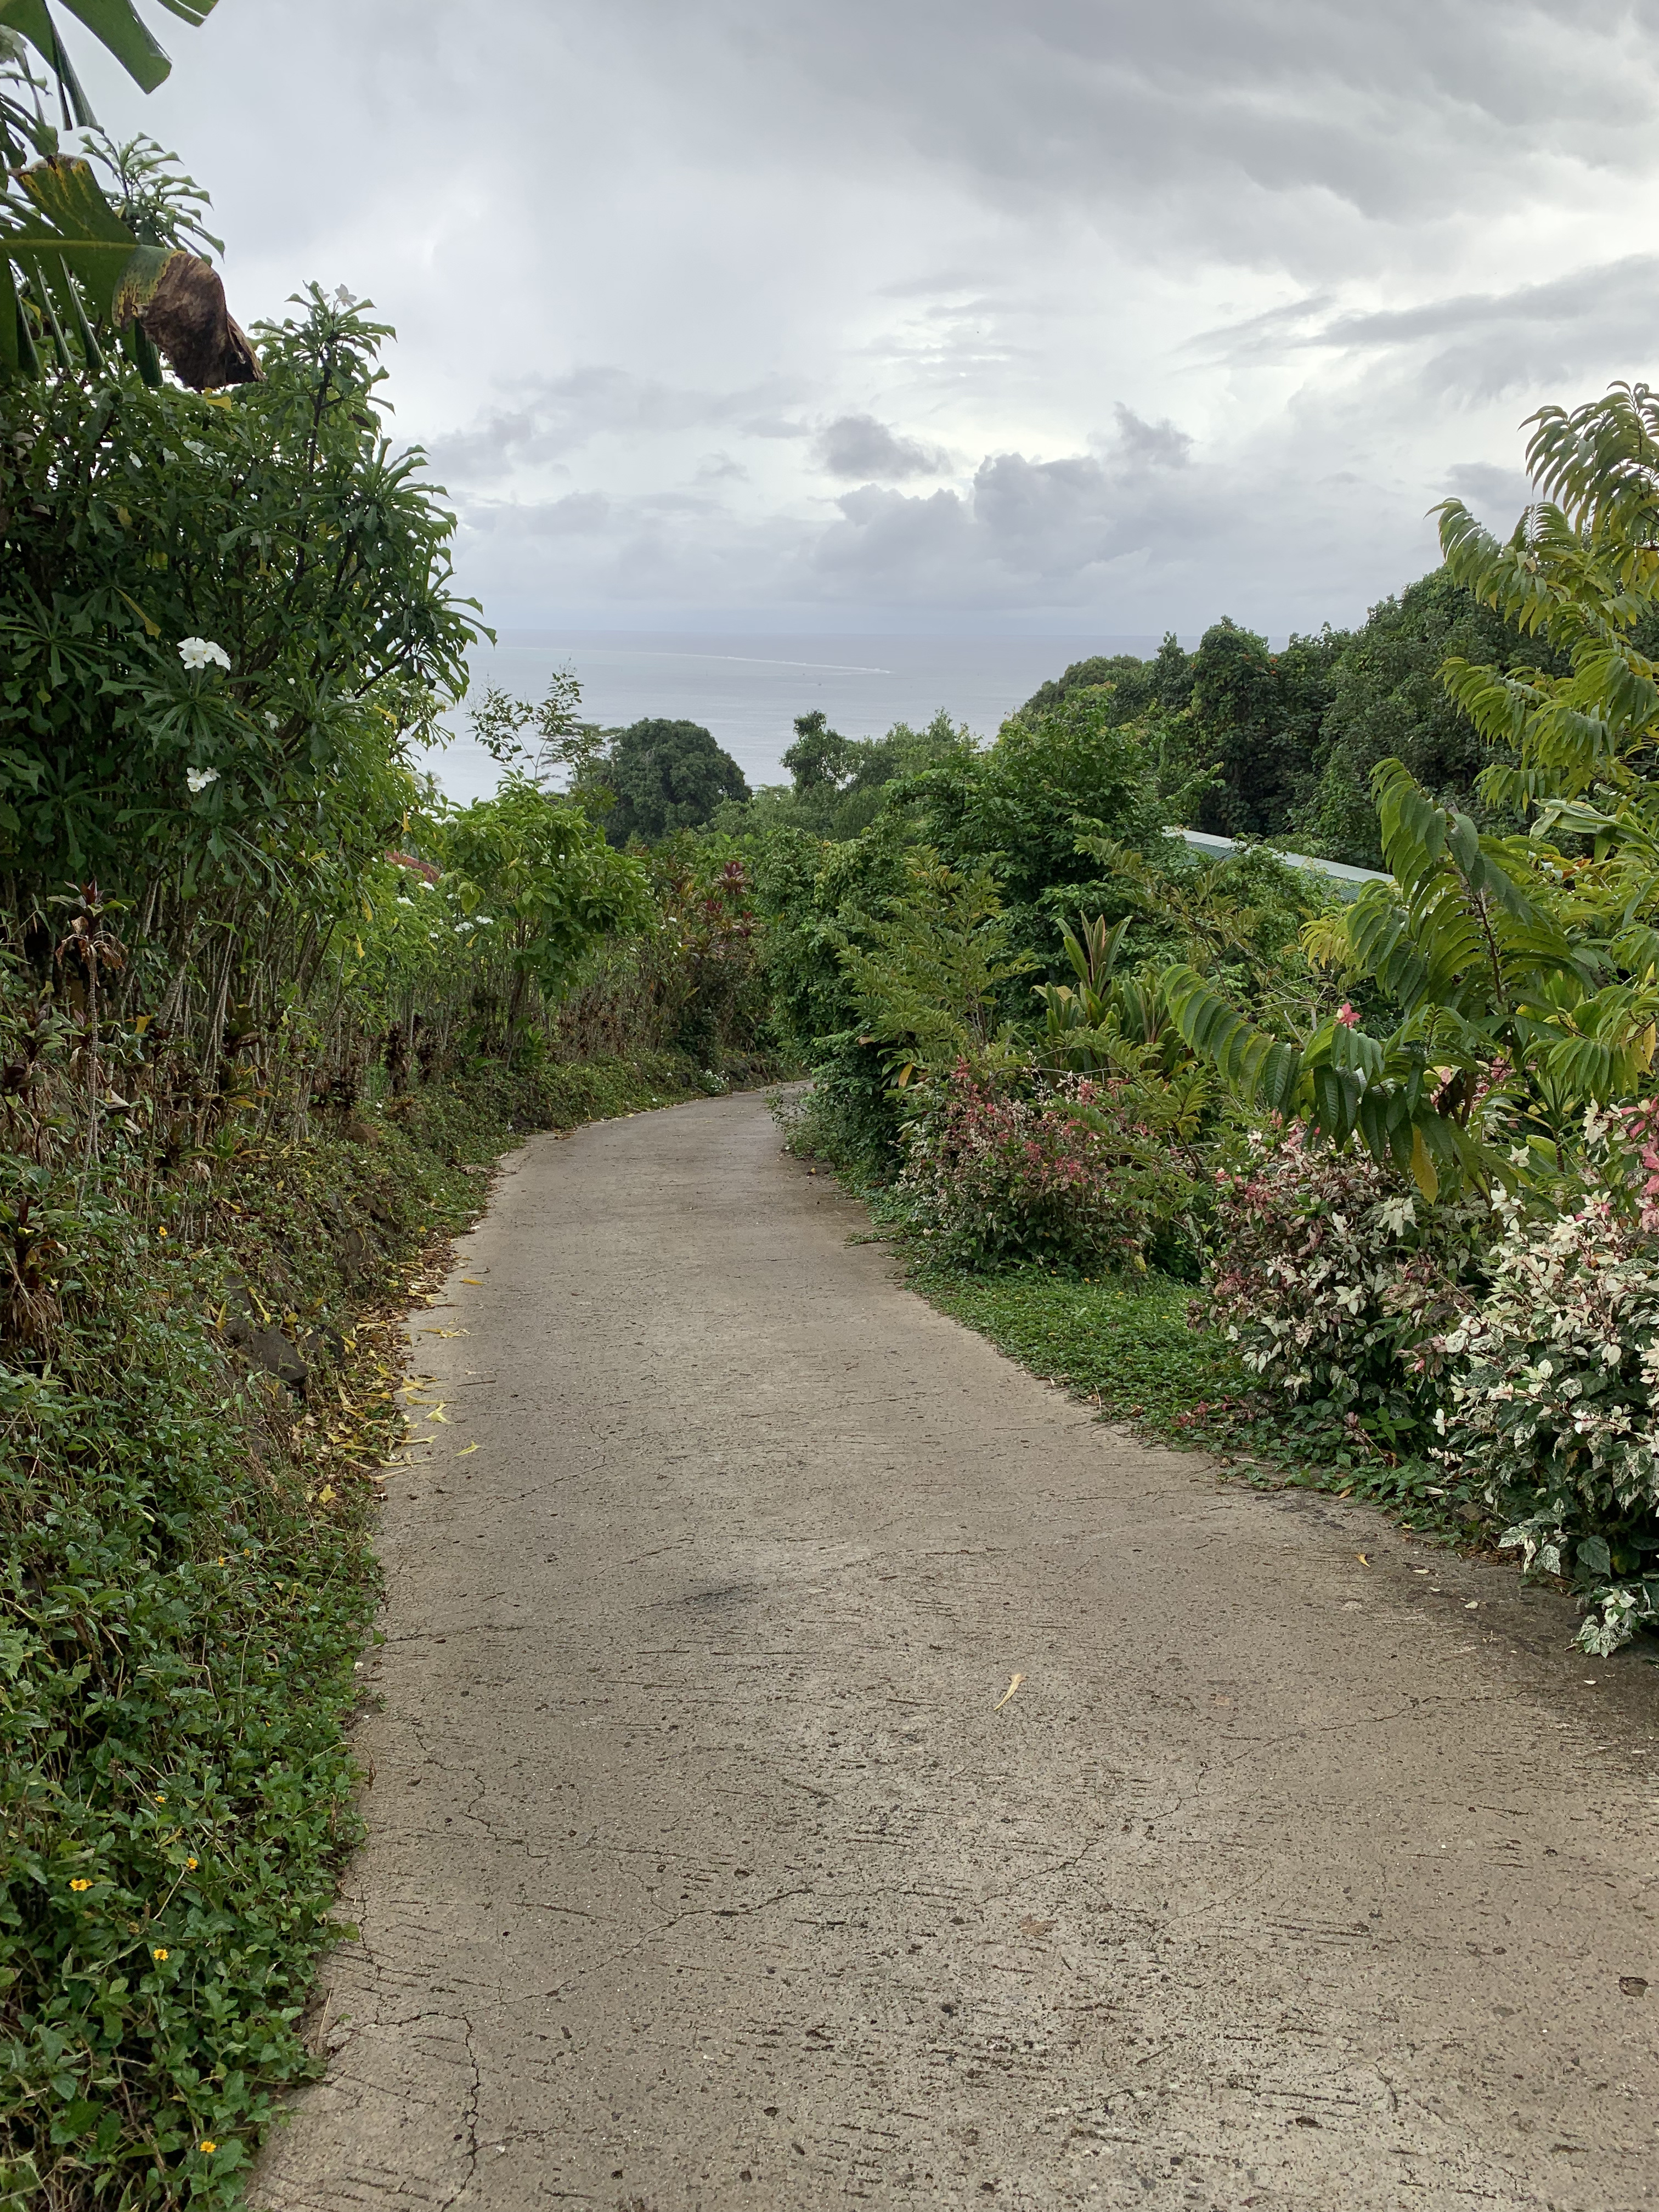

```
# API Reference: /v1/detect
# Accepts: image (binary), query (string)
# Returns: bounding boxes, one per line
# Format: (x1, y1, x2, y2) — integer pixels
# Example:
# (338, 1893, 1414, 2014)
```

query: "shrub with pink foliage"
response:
(1434, 1103, 1659, 1653)
(1206, 1133, 1489, 1438)
(898, 1062, 1203, 1271)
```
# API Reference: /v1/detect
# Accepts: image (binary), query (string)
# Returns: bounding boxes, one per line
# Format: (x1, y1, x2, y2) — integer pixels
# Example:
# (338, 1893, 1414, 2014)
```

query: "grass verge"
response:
(1, 1051, 710, 2211)
(906, 1254, 1493, 1545)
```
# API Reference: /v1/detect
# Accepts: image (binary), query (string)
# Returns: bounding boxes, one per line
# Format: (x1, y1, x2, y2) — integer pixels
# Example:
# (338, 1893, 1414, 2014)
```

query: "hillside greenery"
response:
(755, 386, 1659, 1673)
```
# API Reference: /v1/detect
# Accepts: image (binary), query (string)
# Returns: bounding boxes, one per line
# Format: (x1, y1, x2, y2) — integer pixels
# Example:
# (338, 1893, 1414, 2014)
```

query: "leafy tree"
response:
(1020, 632, 1193, 721)
(781, 708, 855, 793)
(834, 850, 1035, 1083)
(890, 689, 1169, 973)
(437, 780, 651, 1033)
(1164, 384, 1659, 1200)
(1187, 618, 1346, 838)
(596, 718, 748, 845)
(1294, 568, 1574, 867)
(0, 287, 478, 895)
(759, 706, 972, 841)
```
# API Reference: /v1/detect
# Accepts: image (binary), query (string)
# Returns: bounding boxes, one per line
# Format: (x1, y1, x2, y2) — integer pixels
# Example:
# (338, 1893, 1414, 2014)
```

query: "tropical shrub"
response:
(898, 1062, 1206, 1272)
(1435, 1106, 1659, 1653)
(552, 842, 773, 1074)
(1209, 1133, 1489, 1444)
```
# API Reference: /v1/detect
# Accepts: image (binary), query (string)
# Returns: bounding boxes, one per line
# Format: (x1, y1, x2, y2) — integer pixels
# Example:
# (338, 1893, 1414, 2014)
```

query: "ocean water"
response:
(430, 631, 1170, 804)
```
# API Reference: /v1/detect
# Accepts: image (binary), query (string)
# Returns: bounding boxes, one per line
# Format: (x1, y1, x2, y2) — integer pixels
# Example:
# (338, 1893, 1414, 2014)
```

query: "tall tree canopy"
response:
(600, 718, 749, 845)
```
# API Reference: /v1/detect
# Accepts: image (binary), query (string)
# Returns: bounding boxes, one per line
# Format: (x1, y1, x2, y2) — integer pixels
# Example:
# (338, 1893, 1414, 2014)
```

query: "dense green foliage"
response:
(716, 707, 969, 843)
(0, 986, 710, 2207)
(1022, 567, 1584, 867)
(592, 718, 749, 845)
(1186, 618, 1345, 838)
(1296, 569, 1573, 866)
(0, 290, 472, 890)
(761, 382, 1659, 1663)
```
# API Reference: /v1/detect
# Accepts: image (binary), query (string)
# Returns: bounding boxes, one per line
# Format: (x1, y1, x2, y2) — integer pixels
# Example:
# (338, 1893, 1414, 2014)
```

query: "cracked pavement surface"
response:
(253, 1092, 1659, 2211)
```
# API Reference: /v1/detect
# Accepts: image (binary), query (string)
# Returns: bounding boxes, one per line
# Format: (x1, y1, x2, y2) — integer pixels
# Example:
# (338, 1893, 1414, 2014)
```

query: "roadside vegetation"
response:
(748, 393, 1659, 1675)
(0, 15, 779, 2206)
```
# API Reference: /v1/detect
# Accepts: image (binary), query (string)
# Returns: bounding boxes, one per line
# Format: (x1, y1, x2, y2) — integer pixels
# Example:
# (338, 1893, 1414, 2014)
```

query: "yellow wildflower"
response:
(186, 1857, 198, 1871)
(152, 1946, 168, 1961)
(69, 1878, 91, 1893)
(199, 2141, 217, 2155)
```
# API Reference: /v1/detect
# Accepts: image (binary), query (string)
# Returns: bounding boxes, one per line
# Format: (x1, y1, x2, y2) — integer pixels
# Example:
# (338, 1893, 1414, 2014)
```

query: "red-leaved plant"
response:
(898, 1060, 1204, 1271)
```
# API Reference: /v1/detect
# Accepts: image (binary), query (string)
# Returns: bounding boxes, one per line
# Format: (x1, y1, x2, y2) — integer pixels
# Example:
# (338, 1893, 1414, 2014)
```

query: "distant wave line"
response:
(496, 645, 894, 676)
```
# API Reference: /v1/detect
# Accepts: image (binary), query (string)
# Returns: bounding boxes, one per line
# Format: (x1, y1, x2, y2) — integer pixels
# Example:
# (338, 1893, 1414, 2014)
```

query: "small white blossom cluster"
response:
(178, 636, 230, 672)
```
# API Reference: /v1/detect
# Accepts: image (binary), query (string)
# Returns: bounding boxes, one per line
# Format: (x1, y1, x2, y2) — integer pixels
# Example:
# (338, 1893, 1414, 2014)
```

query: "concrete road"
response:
(254, 1092, 1658, 2212)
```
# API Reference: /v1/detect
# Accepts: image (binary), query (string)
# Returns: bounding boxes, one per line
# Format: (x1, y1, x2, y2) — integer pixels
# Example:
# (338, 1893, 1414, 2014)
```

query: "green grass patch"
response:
(907, 1254, 1487, 1546)
(911, 1259, 1240, 1427)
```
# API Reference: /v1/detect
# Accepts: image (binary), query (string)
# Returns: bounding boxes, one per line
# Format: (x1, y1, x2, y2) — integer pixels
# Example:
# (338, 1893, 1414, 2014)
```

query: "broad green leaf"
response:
(55, 0, 174, 92)
(4, 159, 142, 325)
(0, 256, 18, 376)
(1409, 1125, 1439, 1203)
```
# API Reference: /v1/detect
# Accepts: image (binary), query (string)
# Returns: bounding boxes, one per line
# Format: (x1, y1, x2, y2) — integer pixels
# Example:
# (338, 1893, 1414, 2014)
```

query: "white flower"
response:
(264, 712, 279, 730)
(333, 285, 358, 309)
(178, 637, 230, 672)
(185, 767, 219, 794)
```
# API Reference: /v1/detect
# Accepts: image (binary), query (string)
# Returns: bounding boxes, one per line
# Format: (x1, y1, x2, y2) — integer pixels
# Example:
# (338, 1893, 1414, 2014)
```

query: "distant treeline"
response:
(1017, 566, 1570, 867)
(627, 561, 1602, 870)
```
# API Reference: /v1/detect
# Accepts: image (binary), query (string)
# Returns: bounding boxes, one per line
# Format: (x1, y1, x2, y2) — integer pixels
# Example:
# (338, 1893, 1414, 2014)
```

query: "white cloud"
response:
(63, 0, 1659, 636)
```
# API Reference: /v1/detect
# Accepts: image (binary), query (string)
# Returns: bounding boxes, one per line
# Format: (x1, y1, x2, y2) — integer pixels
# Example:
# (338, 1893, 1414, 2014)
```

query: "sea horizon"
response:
(431, 629, 1216, 805)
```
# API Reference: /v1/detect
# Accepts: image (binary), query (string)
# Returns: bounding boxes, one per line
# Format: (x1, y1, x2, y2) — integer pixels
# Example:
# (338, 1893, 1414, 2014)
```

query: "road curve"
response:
(255, 1090, 1657, 2212)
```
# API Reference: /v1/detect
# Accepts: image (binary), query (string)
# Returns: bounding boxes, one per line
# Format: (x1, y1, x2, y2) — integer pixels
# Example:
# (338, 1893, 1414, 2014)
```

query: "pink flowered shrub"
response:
(898, 1062, 1204, 1271)
(1207, 1132, 1489, 1438)
(1434, 1104, 1659, 1654)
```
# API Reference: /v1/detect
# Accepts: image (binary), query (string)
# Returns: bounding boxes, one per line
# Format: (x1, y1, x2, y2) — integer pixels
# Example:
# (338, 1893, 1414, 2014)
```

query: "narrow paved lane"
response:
(256, 1093, 1657, 2212)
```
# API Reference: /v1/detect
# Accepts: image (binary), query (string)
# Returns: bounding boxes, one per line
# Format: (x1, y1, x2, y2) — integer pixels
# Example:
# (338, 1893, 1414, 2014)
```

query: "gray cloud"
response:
(1106, 405, 1194, 469)
(74, 0, 1659, 650)
(814, 413, 952, 479)
(425, 368, 809, 488)
(1441, 462, 1536, 521)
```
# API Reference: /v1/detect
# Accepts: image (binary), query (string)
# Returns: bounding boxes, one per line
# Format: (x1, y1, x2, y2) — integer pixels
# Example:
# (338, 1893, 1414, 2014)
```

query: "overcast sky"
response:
(76, 0, 1659, 638)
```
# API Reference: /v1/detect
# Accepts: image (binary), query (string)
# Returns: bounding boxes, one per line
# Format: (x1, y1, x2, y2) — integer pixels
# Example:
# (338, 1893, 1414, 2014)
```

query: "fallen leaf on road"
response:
(1356, 1553, 1369, 1566)
(460, 1277, 483, 1285)
(456, 1442, 479, 1457)
(993, 1672, 1024, 1712)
